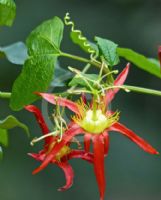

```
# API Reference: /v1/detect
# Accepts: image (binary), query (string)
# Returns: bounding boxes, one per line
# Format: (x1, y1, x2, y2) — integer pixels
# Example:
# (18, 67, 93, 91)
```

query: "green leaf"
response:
(117, 48, 161, 78)
(95, 37, 119, 67)
(148, 58, 160, 66)
(0, 128, 8, 147)
(0, 42, 27, 65)
(69, 73, 99, 88)
(10, 17, 64, 110)
(51, 62, 72, 87)
(0, 0, 16, 26)
(0, 115, 29, 137)
(70, 31, 95, 54)
(0, 146, 3, 160)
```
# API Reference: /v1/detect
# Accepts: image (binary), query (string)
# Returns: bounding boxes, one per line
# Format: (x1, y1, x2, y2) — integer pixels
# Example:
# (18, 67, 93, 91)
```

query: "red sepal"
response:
(36, 93, 80, 114)
(56, 161, 74, 191)
(92, 135, 106, 200)
(110, 122, 159, 155)
(105, 63, 130, 106)
(84, 134, 91, 152)
(25, 105, 53, 145)
(102, 131, 109, 156)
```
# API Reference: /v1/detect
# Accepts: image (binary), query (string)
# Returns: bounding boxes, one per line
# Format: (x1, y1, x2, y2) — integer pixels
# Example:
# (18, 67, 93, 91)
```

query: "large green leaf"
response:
(95, 37, 119, 67)
(0, 42, 27, 65)
(0, 0, 16, 26)
(10, 17, 64, 110)
(0, 128, 8, 147)
(0, 115, 29, 136)
(117, 47, 161, 78)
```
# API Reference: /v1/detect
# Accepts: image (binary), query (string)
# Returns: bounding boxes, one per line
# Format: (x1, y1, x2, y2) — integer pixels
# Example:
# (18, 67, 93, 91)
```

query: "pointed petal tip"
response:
(57, 188, 63, 192)
(126, 62, 131, 67)
(24, 105, 35, 111)
(27, 153, 32, 157)
(123, 62, 130, 74)
(32, 164, 46, 175)
(57, 187, 70, 192)
(32, 168, 40, 175)
(148, 149, 159, 155)
(154, 150, 159, 155)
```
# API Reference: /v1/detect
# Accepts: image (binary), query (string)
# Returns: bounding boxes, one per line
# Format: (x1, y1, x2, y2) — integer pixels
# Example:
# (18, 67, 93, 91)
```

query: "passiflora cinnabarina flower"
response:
(27, 64, 158, 200)
(25, 105, 93, 191)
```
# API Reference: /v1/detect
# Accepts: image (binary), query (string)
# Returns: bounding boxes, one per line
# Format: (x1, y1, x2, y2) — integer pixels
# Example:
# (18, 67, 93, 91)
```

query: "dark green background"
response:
(0, 0, 161, 199)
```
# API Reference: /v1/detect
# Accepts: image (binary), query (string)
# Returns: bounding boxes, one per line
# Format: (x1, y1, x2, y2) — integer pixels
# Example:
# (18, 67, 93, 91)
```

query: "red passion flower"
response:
(25, 105, 93, 191)
(27, 64, 159, 200)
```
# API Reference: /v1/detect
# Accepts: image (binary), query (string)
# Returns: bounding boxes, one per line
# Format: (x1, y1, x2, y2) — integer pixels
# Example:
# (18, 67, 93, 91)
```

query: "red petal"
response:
(25, 105, 49, 134)
(28, 151, 46, 161)
(84, 134, 91, 152)
(67, 150, 94, 163)
(104, 63, 130, 106)
(109, 122, 159, 155)
(158, 46, 161, 67)
(25, 105, 53, 146)
(56, 161, 74, 191)
(92, 135, 106, 200)
(25, 105, 53, 145)
(36, 93, 80, 114)
(102, 131, 109, 156)
(32, 124, 84, 174)
(81, 93, 87, 104)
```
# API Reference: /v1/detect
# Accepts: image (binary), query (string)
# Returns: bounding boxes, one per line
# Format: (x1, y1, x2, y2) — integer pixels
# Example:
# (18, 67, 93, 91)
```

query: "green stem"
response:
(0, 92, 11, 99)
(124, 85, 161, 97)
(60, 52, 102, 69)
(92, 94, 98, 121)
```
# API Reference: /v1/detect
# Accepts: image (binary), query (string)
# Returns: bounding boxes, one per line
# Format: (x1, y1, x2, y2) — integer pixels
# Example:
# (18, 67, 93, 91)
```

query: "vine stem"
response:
(1, 86, 161, 99)
(0, 86, 161, 100)
(123, 85, 161, 97)
(60, 52, 161, 97)
(60, 52, 102, 69)
(0, 92, 11, 99)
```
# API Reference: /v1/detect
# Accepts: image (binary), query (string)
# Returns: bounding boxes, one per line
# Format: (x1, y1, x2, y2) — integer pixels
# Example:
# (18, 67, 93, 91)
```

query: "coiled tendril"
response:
(64, 13, 96, 59)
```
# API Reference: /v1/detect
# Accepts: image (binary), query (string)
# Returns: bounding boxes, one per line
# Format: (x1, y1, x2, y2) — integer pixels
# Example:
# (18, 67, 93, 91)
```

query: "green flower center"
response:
(80, 109, 114, 134)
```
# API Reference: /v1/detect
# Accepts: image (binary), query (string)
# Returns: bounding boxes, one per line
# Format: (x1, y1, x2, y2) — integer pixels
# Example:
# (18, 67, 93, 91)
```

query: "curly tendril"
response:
(64, 13, 96, 58)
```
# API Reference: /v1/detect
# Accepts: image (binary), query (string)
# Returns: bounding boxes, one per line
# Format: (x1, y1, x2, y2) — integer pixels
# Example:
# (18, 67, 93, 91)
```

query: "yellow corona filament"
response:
(74, 107, 120, 134)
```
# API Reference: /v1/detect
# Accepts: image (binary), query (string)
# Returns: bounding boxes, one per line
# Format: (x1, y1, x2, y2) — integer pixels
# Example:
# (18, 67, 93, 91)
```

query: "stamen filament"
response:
(30, 131, 59, 146)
